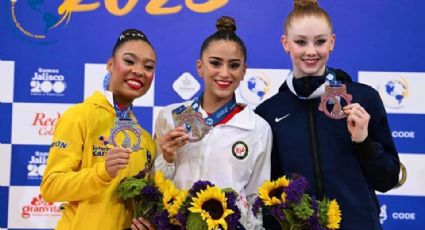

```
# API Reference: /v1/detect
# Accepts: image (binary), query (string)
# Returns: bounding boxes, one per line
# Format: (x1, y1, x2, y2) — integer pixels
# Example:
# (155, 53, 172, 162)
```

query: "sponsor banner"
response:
(388, 114, 425, 153)
(10, 145, 50, 186)
(0, 186, 8, 228)
(358, 71, 425, 114)
(11, 103, 72, 145)
(7, 186, 61, 229)
(84, 63, 155, 107)
(0, 103, 12, 143)
(14, 64, 82, 103)
(378, 195, 425, 229)
(0, 60, 14, 103)
(0, 144, 11, 186)
(132, 106, 154, 135)
(236, 69, 289, 108)
(172, 72, 201, 100)
(378, 154, 425, 197)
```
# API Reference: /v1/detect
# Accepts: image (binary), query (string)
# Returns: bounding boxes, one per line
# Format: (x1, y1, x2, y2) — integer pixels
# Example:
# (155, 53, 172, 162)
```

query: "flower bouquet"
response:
(176, 180, 242, 230)
(117, 169, 186, 228)
(252, 175, 341, 230)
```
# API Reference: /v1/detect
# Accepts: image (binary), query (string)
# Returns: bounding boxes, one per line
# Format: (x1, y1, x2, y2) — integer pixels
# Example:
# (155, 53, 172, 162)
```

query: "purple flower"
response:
(224, 191, 241, 229)
(175, 211, 187, 227)
(134, 169, 148, 179)
(152, 210, 180, 230)
(306, 197, 324, 230)
(252, 197, 262, 217)
(140, 184, 161, 202)
(284, 176, 309, 204)
(271, 205, 285, 221)
(188, 180, 215, 197)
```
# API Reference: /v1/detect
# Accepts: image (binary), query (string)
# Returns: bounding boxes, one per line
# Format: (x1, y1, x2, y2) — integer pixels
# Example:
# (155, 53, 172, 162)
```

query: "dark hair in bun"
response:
(111, 28, 154, 56)
(200, 16, 247, 62)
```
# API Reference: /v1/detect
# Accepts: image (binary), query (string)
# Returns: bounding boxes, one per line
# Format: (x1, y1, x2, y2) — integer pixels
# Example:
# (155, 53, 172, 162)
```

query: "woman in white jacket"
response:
(153, 16, 272, 230)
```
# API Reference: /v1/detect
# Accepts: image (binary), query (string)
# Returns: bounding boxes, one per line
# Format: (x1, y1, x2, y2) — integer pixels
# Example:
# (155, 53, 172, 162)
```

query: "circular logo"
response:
(239, 71, 270, 105)
(378, 77, 408, 109)
(232, 141, 248, 160)
(10, 0, 65, 44)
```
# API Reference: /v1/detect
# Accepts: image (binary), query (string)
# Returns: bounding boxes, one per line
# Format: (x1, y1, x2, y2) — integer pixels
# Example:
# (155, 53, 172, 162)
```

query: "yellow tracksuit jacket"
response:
(40, 91, 155, 230)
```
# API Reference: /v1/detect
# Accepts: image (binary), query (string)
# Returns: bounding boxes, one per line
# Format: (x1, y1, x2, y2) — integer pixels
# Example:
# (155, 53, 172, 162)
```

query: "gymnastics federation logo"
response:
(31, 68, 67, 96)
(10, 0, 93, 42)
(377, 77, 408, 109)
(239, 71, 270, 106)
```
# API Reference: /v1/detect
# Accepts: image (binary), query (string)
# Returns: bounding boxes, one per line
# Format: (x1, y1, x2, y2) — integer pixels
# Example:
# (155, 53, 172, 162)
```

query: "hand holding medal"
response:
(343, 103, 370, 142)
(318, 74, 352, 120)
(105, 147, 131, 178)
(108, 103, 142, 175)
(156, 127, 189, 163)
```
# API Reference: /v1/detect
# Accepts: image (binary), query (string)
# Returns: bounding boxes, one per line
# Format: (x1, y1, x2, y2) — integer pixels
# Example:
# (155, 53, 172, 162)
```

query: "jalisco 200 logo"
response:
(31, 68, 67, 96)
(10, 0, 230, 40)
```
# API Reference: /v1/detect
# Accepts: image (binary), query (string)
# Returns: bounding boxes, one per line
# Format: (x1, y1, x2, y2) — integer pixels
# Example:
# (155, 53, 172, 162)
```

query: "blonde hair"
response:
(284, 0, 333, 34)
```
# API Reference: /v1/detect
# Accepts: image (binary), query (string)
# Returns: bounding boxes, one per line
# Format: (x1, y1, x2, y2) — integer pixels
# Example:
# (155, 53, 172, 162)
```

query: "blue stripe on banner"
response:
(387, 114, 425, 153)
(0, 186, 8, 228)
(0, 103, 12, 144)
(132, 107, 153, 135)
(378, 195, 425, 229)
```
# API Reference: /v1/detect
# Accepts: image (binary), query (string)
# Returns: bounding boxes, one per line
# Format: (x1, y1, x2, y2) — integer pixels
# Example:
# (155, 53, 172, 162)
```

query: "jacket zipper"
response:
(306, 95, 325, 200)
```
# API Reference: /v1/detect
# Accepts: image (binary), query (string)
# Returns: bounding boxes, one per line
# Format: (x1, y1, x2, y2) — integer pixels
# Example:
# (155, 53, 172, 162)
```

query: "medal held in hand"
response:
(172, 105, 210, 142)
(319, 84, 352, 119)
(109, 104, 142, 151)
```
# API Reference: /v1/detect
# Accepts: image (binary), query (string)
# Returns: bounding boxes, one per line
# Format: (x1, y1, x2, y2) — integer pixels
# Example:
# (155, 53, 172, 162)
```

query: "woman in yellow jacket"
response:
(41, 29, 156, 230)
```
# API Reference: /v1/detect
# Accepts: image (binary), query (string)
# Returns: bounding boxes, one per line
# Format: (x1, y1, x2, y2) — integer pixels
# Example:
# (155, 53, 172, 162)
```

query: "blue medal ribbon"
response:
(191, 93, 237, 126)
(114, 104, 132, 120)
(325, 68, 341, 87)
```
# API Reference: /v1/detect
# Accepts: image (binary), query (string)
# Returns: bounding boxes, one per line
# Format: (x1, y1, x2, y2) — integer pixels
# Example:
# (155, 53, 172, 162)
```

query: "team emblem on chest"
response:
(232, 141, 248, 160)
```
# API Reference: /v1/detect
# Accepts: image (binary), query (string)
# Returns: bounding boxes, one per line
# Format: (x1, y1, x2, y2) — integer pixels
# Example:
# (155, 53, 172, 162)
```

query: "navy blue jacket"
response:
(255, 69, 400, 230)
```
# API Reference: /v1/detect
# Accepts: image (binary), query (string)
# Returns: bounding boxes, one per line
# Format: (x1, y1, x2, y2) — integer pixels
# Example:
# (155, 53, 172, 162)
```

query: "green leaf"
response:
(117, 177, 148, 200)
(186, 212, 208, 230)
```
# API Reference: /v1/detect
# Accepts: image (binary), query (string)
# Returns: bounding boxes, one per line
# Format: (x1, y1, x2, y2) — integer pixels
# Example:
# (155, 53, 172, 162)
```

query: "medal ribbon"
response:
(287, 67, 338, 99)
(114, 103, 132, 120)
(172, 93, 237, 127)
(191, 93, 237, 126)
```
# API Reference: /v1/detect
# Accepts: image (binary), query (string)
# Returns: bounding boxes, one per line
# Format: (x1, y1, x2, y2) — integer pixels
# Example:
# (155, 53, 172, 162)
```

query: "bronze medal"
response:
(319, 84, 352, 119)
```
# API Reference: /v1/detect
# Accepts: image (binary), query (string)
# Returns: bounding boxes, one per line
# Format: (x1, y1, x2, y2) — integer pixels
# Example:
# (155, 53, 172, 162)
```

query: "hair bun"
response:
(216, 16, 236, 32)
(294, 0, 319, 8)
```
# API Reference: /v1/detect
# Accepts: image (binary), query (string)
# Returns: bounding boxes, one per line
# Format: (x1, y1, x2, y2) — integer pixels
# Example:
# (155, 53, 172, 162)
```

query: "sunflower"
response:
(258, 176, 290, 206)
(189, 186, 234, 230)
(153, 171, 173, 194)
(326, 199, 342, 229)
(163, 186, 188, 217)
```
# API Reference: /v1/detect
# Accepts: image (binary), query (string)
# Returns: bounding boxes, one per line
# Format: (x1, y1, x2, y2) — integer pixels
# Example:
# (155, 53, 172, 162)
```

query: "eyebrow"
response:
(293, 34, 329, 39)
(209, 56, 241, 62)
(123, 52, 156, 63)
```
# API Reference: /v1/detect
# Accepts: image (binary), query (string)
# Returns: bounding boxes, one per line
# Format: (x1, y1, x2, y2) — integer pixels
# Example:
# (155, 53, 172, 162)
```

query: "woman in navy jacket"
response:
(255, 0, 400, 229)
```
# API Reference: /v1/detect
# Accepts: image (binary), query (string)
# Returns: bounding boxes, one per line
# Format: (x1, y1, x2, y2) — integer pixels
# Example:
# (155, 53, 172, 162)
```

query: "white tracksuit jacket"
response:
(154, 100, 272, 229)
